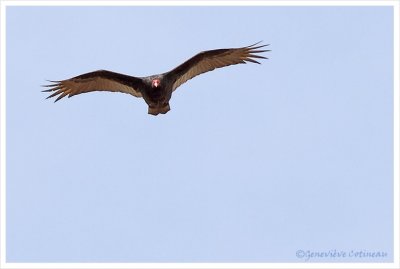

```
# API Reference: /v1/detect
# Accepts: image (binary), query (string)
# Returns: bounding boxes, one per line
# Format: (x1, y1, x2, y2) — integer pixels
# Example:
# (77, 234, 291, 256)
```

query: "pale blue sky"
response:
(6, 5, 394, 262)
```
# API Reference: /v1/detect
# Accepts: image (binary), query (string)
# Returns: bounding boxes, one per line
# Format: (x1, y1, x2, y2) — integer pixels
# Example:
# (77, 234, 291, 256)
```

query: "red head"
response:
(152, 79, 161, 88)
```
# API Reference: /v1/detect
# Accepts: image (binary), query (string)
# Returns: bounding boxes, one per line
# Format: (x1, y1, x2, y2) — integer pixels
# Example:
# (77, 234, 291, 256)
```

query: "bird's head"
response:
(151, 79, 161, 88)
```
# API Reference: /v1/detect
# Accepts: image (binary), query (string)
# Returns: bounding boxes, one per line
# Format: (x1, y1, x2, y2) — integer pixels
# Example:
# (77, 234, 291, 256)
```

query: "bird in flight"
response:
(43, 42, 269, 116)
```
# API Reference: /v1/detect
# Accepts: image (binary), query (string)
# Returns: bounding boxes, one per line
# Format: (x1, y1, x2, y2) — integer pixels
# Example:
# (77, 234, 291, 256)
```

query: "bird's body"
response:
(43, 42, 269, 115)
(141, 75, 173, 115)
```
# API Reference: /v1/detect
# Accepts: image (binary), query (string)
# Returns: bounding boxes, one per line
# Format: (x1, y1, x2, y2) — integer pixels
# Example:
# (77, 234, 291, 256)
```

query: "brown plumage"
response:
(43, 42, 269, 115)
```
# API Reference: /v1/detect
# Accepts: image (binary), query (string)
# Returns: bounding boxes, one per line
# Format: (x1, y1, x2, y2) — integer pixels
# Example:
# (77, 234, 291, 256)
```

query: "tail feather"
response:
(148, 103, 170, 116)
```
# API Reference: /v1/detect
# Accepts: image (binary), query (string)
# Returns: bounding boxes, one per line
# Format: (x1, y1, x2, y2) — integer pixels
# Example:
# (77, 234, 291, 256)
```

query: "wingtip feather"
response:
(248, 54, 267, 59)
(247, 41, 263, 47)
(42, 83, 59, 87)
(45, 79, 61, 83)
(246, 58, 261, 64)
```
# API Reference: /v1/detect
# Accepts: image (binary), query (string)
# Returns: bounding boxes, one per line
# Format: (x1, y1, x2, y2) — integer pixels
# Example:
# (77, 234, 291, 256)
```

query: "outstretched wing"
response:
(42, 70, 144, 102)
(166, 42, 269, 92)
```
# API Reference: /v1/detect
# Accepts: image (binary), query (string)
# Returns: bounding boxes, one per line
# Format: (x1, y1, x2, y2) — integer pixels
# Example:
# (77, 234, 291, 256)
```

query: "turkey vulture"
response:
(43, 42, 269, 115)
